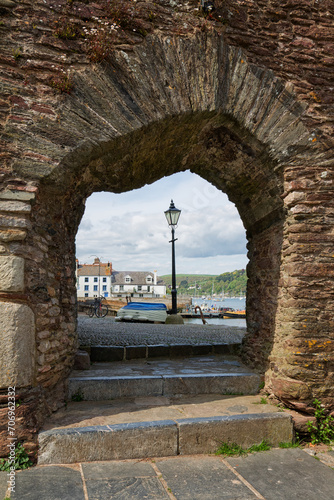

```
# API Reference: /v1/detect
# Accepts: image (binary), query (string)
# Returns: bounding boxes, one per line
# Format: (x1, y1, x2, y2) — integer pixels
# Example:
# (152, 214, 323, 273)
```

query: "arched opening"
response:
(76, 171, 248, 275)
(31, 110, 285, 393)
(2, 32, 330, 459)
(74, 170, 249, 342)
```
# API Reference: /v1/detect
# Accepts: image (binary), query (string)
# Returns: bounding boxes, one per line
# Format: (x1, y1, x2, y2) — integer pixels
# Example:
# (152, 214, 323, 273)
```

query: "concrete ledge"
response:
(38, 413, 293, 465)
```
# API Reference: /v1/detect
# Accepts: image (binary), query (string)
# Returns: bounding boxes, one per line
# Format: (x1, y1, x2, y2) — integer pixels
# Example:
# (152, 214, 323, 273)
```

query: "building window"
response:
(120, 285, 124, 291)
(85, 293, 88, 297)
(102, 285, 107, 291)
(84, 285, 89, 291)
(137, 285, 142, 291)
(85, 277, 89, 282)
(103, 277, 107, 283)
(94, 277, 98, 283)
(147, 286, 150, 292)
(139, 293, 143, 297)
(93, 285, 98, 291)
(146, 276, 152, 283)
(125, 276, 131, 283)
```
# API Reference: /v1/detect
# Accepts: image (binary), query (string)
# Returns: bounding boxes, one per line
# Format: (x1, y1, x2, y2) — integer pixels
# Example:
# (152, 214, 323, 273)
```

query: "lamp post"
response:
(164, 200, 181, 315)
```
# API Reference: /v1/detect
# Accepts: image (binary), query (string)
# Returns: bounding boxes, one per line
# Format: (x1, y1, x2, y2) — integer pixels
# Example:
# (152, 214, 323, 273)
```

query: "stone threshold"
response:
(38, 412, 293, 465)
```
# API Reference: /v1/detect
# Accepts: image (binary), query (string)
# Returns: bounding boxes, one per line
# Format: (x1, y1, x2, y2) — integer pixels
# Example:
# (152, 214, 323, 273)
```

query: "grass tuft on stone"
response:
(215, 440, 271, 456)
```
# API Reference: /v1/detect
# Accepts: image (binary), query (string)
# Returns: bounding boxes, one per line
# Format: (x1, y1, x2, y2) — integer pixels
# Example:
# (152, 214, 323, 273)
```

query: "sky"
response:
(75, 170, 248, 276)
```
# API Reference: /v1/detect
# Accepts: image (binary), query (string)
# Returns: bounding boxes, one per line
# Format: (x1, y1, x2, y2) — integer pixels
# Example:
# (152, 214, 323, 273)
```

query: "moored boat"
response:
(116, 302, 167, 323)
(222, 310, 246, 319)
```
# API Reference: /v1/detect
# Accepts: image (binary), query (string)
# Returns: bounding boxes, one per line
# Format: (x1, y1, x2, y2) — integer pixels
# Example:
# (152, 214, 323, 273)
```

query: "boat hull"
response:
(222, 311, 246, 319)
(116, 302, 167, 323)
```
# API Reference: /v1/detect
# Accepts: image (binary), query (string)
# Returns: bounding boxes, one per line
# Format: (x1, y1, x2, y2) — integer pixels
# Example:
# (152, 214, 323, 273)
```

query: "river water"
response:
(183, 297, 246, 328)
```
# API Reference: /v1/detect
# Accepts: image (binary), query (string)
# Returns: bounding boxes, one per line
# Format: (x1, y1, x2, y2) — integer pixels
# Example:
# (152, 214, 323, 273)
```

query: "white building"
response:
(76, 258, 112, 299)
(111, 271, 166, 298)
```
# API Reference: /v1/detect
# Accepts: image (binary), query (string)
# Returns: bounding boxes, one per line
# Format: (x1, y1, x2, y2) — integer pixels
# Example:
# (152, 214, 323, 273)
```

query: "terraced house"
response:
(111, 271, 166, 299)
(76, 258, 112, 298)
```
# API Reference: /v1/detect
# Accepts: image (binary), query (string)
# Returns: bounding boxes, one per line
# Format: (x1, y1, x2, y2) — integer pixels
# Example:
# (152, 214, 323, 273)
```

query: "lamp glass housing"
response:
(164, 200, 181, 227)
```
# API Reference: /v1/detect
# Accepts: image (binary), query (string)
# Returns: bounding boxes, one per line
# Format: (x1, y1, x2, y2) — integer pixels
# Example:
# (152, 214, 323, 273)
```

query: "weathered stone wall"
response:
(0, 0, 333, 455)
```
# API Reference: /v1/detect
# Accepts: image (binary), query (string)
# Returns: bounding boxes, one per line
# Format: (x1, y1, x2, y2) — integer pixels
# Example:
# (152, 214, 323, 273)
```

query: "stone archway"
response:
(1, 9, 333, 454)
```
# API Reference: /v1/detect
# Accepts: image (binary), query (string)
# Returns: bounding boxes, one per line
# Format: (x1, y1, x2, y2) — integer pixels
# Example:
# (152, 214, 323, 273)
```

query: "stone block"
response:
(0, 215, 29, 228)
(0, 302, 35, 388)
(125, 345, 147, 360)
(0, 200, 31, 213)
(68, 376, 163, 400)
(163, 373, 260, 396)
(90, 346, 124, 362)
(0, 255, 24, 292)
(0, 229, 26, 242)
(108, 420, 178, 460)
(177, 413, 293, 455)
(73, 350, 91, 370)
(0, 1, 17, 8)
(192, 344, 212, 356)
(213, 344, 241, 355)
(38, 421, 178, 464)
(169, 344, 193, 357)
(38, 426, 113, 464)
(147, 345, 170, 358)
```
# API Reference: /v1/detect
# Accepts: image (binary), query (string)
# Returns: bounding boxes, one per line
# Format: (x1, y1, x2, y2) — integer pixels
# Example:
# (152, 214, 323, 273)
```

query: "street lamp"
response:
(164, 200, 181, 315)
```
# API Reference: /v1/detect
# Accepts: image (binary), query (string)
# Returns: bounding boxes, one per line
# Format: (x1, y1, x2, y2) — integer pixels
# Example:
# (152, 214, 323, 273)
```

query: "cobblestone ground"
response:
(77, 315, 246, 346)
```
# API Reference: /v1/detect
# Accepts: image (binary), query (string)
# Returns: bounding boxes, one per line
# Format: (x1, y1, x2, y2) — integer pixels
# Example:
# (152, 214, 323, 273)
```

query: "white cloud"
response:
(75, 171, 248, 275)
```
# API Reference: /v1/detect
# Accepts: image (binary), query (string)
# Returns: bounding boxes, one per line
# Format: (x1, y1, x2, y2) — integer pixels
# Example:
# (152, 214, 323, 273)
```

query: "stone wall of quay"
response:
(0, 0, 333, 456)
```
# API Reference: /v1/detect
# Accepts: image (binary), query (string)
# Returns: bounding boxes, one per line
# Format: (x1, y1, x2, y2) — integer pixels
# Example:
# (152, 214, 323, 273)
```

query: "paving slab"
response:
(226, 447, 334, 500)
(11, 466, 84, 500)
(85, 476, 169, 500)
(81, 460, 157, 479)
(0, 471, 8, 499)
(82, 461, 169, 500)
(8, 450, 334, 500)
(154, 455, 259, 499)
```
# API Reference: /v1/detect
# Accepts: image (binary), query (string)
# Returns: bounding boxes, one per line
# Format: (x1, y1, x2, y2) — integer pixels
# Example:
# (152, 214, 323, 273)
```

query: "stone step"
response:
(38, 412, 293, 465)
(80, 343, 241, 363)
(68, 355, 260, 401)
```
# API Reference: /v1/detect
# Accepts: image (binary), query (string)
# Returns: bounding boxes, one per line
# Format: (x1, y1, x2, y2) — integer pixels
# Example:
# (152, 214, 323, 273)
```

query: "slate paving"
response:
(3, 448, 334, 500)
